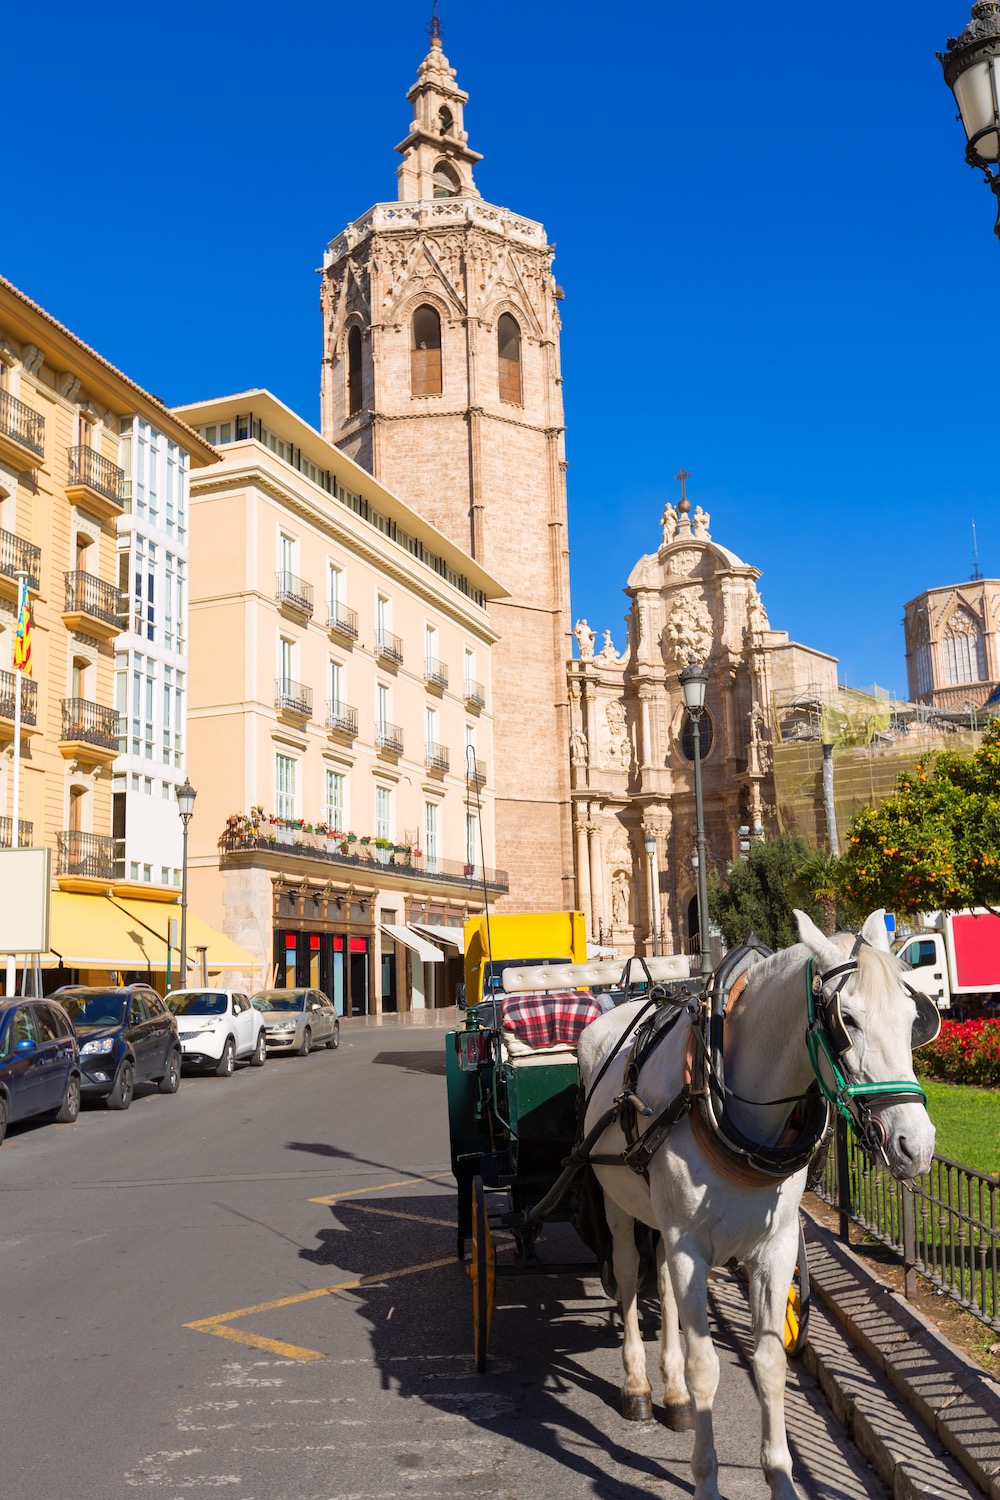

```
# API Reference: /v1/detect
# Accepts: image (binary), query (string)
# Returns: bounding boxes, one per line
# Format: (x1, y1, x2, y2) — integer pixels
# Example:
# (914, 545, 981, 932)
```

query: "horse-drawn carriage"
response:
(445, 911, 940, 1500)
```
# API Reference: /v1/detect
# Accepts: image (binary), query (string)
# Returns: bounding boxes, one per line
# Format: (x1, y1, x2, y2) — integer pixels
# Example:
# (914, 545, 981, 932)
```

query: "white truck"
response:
(894, 909, 1000, 1017)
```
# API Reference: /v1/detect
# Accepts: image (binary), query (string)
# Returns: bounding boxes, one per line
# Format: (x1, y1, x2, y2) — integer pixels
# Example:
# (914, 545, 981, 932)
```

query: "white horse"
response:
(577, 910, 936, 1500)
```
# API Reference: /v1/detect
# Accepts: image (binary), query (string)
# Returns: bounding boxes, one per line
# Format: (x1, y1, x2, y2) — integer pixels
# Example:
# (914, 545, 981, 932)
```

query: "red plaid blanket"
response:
(501, 990, 604, 1049)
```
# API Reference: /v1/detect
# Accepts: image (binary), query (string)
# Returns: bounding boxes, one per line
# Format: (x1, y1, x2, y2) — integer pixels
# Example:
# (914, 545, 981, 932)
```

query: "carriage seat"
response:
(500, 988, 604, 1062)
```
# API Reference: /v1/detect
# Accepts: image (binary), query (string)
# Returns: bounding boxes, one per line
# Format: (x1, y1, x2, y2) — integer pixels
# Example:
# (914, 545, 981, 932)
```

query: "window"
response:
(425, 622, 438, 675)
(329, 659, 343, 713)
(325, 770, 345, 831)
(680, 710, 713, 761)
(134, 535, 155, 640)
(913, 641, 933, 698)
(278, 636, 294, 691)
(131, 654, 155, 759)
(328, 562, 343, 613)
(347, 326, 363, 416)
(432, 159, 460, 197)
(375, 785, 391, 842)
(376, 683, 390, 732)
(279, 533, 296, 590)
(411, 306, 442, 396)
(943, 609, 986, 686)
(424, 801, 439, 871)
(425, 705, 437, 750)
(376, 593, 391, 637)
(497, 313, 522, 405)
(466, 812, 478, 870)
(276, 754, 296, 820)
(438, 106, 453, 135)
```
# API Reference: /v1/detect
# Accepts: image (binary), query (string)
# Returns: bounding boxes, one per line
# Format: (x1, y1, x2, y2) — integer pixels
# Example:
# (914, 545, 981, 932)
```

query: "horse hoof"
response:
(663, 1401, 696, 1431)
(621, 1392, 654, 1422)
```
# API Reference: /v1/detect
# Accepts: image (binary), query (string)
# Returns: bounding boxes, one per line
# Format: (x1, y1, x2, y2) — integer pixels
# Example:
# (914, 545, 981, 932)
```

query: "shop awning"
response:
(380, 924, 444, 963)
(44, 891, 255, 975)
(410, 922, 464, 953)
(113, 897, 256, 972)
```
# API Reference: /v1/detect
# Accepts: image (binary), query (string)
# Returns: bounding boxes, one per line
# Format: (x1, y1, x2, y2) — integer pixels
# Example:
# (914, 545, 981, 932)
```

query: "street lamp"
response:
(175, 777, 197, 988)
(679, 662, 712, 979)
(643, 829, 660, 956)
(939, 2, 1000, 237)
(738, 824, 751, 858)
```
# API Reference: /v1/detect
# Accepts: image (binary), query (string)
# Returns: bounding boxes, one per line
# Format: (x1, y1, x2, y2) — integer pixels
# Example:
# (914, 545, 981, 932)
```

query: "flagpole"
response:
(6, 569, 28, 997)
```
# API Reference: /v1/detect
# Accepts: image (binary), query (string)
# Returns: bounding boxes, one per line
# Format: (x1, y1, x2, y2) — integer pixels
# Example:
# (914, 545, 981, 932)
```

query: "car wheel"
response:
(326, 1022, 340, 1050)
(107, 1059, 134, 1111)
(298, 1027, 312, 1057)
(250, 1030, 266, 1067)
(55, 1074, 81, 1123)
(215, 1037, 236, 1078)
(159, 1050, 182, 1094)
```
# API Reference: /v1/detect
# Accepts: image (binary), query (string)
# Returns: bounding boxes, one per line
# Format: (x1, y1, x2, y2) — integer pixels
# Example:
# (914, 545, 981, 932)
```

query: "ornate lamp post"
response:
(643, 829, 660, 957)
(679, 663, 712, 979)
(939, 2, 1000, 237)
(175, 777, 197, 988)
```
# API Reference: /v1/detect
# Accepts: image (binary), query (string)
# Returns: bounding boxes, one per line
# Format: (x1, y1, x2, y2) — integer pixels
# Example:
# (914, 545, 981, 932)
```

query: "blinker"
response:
(909, 986, 942, 1050)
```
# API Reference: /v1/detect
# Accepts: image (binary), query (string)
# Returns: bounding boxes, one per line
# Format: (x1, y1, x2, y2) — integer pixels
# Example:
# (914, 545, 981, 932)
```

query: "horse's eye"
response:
(842, 1014, 860, 1035)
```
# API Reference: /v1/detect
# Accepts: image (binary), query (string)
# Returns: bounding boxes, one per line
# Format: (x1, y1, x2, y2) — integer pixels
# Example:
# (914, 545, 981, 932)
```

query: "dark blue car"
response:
(0, 997, 81, 1145)
(54, 984, 181, 1109)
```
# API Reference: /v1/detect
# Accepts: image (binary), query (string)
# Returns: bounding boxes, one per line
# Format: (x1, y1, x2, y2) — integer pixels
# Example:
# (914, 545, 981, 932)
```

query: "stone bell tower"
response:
(320, 19, 574, 913)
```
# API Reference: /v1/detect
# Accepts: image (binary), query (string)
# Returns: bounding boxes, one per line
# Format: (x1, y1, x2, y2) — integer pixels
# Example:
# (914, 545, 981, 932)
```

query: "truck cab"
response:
(894, 933, 948, 1009)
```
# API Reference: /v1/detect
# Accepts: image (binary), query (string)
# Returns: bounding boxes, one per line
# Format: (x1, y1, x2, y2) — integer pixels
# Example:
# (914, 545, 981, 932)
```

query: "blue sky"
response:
(6, 0, 995, 698)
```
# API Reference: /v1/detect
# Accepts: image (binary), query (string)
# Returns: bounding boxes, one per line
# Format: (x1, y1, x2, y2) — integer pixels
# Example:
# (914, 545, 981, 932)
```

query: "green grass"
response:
(922, 1079, 1000, 1178)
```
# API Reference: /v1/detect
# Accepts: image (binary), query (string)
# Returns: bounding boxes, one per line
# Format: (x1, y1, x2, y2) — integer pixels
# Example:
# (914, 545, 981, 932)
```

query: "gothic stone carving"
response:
(663, 588, 713, 666)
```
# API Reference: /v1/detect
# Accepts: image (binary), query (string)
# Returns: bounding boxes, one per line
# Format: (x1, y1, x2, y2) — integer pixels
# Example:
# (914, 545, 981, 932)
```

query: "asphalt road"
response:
(1, 1017, 888, 1500)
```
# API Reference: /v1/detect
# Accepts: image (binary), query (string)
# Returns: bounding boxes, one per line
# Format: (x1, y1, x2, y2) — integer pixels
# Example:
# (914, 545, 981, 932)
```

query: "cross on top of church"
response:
(428, 0, 443, 45)
(675, 468, 691, 511)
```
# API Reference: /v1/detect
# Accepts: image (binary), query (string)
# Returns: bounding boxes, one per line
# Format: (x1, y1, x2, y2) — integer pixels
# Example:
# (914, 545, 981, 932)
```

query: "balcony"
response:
(375, 630, 403, 667)
(0, 388, 45, 470)
(0, 670, 38, 729)
(469, 758, 487, 788)
(63, 570, 124, 635)
(219, 825, 509, 893)
(0, 817, 33, 848)
(0, 530, 41, 594)
(276, 571, 314, 619)
(425, 741, 450, 774)
(59, 698, 120, 764)
(465, 679, 486, 710)
(424, 656, 449, 692)
(66, 445, 125, 520)
(56, 829, 117, 886)
(375, 719, 404, 756)
(326, 699, 358, 740)
(275, 678, 312, 721)
(327, 601, 358, 642)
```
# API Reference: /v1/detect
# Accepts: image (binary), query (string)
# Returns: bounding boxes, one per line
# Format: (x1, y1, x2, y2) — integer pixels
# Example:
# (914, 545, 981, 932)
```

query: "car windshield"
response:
(167, 992, 228, 1016)
(58, 993, 128, 1027)
(252, 991, 306, 1013)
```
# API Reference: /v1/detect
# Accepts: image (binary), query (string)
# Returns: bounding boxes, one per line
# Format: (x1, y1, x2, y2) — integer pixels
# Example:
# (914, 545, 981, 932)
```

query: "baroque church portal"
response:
(320, 23, 573, 913)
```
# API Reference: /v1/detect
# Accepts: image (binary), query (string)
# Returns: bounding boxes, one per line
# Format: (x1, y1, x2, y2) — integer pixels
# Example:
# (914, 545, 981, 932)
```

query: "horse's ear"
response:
(860, 910, 892, 953)
(794, 909, 842, 970)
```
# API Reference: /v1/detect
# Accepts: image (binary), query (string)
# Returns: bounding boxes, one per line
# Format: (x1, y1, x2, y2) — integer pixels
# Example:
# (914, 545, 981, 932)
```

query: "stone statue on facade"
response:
(611, 871, 630, 928)
(746, 584, 769, 636)
(605, 700, 629, 765)
(693, 505, 711, 539)
(569, 727, 589, 767)
(597, 629, 619, 664)
(663, 589, 714, 666)
(660, 501, 678, 546)
(574, 618, 595, 660)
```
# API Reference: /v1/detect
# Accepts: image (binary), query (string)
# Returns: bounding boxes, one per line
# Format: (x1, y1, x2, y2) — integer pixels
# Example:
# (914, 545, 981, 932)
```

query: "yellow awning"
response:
(44, 891, 255, 975)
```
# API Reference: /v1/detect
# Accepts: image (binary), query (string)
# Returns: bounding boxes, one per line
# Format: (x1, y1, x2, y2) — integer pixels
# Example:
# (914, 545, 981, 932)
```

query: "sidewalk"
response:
(340, 1005, 460, 1029)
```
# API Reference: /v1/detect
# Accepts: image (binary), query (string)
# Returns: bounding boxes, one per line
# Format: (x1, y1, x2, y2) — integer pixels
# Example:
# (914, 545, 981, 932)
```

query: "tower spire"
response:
(428, 0, 443, 46)
(395, 18, 482, 201)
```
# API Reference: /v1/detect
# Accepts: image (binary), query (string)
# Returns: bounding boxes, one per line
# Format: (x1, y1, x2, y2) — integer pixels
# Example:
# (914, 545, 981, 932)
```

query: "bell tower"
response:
(319, 20, 574, 913)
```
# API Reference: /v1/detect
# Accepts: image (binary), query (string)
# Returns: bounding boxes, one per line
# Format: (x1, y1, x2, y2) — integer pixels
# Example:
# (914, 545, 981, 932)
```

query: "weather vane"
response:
(428, 0, 443, 43)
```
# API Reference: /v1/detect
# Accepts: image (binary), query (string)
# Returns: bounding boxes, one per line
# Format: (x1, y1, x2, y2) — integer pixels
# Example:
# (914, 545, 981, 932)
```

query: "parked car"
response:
(166, 989, 267, 1075)
(250, 988, 340, 1055)
(54, 984, 181, 1109)
(0, 997, 81, 1144)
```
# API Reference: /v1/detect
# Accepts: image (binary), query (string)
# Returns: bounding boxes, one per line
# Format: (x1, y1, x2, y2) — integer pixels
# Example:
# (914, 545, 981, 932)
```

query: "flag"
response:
(13, 576, 32, 677)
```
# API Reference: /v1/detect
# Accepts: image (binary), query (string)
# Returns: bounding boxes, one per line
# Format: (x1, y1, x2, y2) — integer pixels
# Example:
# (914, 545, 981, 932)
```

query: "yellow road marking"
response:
(308, 1173, 450, 1207)
(314, 1203, 451, 1228)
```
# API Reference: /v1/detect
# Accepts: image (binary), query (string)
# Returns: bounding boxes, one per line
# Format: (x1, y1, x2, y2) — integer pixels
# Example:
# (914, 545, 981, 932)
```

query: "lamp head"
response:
(175, 777, 197, 821)
(940, 2, 1000, 170)
(643, 830, 657, 857)
(679, 661, 709, 713)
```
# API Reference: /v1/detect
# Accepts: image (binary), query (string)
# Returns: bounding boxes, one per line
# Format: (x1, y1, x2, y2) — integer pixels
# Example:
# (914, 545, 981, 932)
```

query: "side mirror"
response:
(455, 982, 467, 1011)
(15, 1038, 35, 1053)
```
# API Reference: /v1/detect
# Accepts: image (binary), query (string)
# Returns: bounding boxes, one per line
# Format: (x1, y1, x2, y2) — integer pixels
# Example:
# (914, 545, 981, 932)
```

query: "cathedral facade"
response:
(319, 30, 573, 913)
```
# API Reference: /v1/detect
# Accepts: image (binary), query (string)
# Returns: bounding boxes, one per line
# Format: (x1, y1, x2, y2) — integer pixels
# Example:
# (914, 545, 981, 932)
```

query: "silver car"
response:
(250, 988, 340, 1055)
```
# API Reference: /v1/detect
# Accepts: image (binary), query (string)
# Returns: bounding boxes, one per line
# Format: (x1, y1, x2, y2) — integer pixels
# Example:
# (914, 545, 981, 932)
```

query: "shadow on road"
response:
(370, 1048, 447, 1077)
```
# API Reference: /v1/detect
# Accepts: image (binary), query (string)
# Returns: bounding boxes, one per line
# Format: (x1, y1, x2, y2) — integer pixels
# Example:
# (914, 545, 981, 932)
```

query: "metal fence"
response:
(815, 1118, 999, 1331)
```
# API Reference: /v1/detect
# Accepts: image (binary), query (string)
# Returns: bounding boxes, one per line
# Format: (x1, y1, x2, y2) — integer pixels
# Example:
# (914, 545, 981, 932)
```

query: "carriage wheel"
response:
(783, 1224, 811, 1357)
(468, 1175, 495, 1372)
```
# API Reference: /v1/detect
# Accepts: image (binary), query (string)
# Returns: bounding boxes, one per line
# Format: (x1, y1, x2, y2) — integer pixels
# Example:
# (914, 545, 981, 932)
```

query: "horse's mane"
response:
(730, 931, 903, 1034)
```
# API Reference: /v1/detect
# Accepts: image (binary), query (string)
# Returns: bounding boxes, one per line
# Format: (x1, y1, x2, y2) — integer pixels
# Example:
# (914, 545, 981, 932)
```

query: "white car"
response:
(166, 989, 267, 1076)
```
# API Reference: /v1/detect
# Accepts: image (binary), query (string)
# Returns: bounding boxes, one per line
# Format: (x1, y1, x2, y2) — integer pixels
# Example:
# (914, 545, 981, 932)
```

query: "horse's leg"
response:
(606, 1195, 653, 1421)
(669, 1241, 721, 1500)
(656, 1233, 693, 1429)
(746, 1233, 801, 1500)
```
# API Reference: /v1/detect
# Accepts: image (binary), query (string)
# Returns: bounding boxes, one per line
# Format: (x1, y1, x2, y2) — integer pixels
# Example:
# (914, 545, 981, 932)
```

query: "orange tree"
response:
(840, 717, 1000, 916)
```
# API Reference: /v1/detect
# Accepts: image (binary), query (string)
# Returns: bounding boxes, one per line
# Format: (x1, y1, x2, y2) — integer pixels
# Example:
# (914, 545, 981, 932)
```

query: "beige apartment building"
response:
(0, 275, 249, 988)
(175, 390, 507, 1014)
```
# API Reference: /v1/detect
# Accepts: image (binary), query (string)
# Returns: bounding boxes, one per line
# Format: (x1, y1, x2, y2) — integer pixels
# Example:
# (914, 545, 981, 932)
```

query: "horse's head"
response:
(795, 909, 937, 1180)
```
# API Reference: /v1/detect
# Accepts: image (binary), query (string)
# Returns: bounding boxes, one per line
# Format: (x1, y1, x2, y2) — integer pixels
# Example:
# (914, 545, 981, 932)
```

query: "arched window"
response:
(497, 313, 522, 405)
(943, 607, 986, 686)
(432, 160, 460, 198)
(680, 709, 714, 762)
(347, 326, 362, 416)
(438, 106, 453, 136)
(411, 305, 442, 396)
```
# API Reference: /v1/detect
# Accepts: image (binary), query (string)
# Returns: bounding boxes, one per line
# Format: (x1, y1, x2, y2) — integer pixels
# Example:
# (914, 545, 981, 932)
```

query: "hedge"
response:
(914, 1018, 1000, 1088)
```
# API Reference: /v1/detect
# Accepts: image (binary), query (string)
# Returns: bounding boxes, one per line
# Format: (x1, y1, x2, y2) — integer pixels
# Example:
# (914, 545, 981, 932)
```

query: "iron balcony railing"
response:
(816, 1118, 999, 1331)
(218, 826, 509, 892)
(0, 670, 37, 725)
(0, 530, 41, 591)
(275, 678, 312, 718)
(0, 817, 33, 848)
(57, 829, 116, 881)
(60, 697, 119, 750)
(327, 601, 358, 640)
(425, 741, 450, 772)
(375, 719, 404, 754)
(465, 679, 486, 709)
(376, 630, 403, 665)
(64, 570, 124, 629)
(276, 571, 314, 616)
(424, 656, 449, 690)
(469, 758, 487, 788)
(67, 445, 124, 505)
(326, 699, 358, 736)
(0, 388, 45, 459)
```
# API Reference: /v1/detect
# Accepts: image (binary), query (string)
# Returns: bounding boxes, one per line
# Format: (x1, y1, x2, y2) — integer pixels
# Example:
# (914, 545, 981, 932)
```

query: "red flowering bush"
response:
(914, 1018, 1000, 1087)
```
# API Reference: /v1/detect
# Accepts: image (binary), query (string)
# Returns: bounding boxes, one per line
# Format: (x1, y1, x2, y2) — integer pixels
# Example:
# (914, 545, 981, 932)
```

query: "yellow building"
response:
(174, 390, 508, 1014)
(0, 275, 249, 989)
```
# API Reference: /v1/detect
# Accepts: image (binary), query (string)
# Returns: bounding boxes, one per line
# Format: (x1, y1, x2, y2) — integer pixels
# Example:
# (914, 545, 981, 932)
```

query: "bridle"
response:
(805, 935, 937, 1168)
